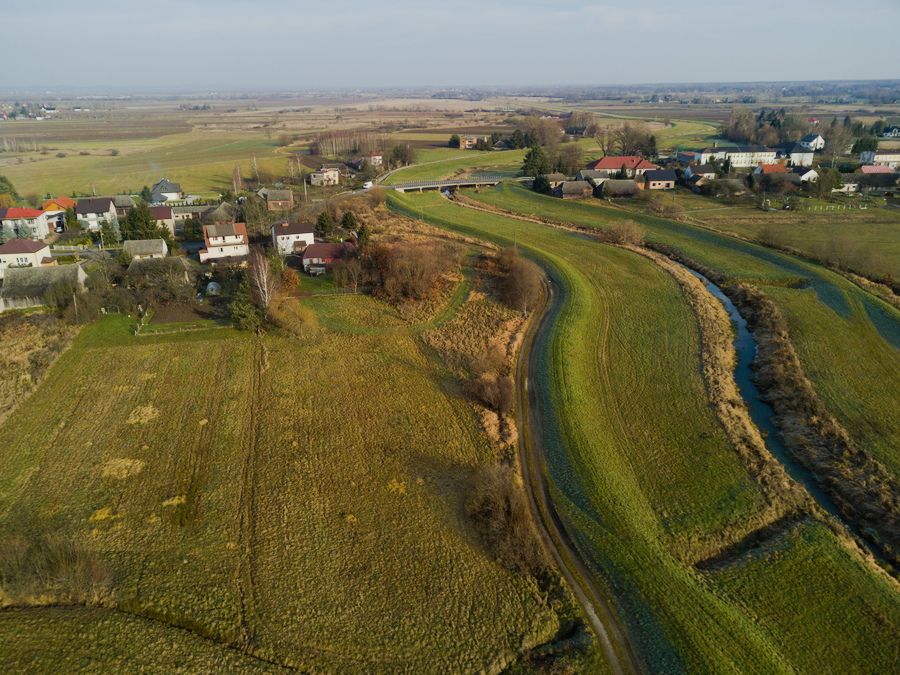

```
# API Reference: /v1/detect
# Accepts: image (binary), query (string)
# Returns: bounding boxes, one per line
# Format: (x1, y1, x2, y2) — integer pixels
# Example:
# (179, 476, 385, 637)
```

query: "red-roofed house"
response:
(199, 222, 249, 263)
(590, 156, 659, 177)
(42, 196, 77, 212)
(149, 206, 175, 236)
(301, 242, 355, 274)
(0, 208, 50, 240)
(860, 165, 894, 175)
(0, 239, 53, 279)
(754, 163, 788, 176)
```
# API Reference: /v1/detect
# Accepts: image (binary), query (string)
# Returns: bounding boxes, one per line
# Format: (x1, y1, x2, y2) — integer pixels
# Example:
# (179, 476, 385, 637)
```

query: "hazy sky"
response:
(5, 0, 899, 90)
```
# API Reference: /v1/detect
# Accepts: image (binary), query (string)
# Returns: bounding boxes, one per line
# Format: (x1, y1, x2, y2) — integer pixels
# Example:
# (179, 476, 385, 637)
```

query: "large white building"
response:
(199, 222, 249, 262)
(0, 208, 51, 239)
(695, 145, 777, 168)
(860, 150, 900, 169)
(0, 239, 52, 279)
(271, 221, 315, 255)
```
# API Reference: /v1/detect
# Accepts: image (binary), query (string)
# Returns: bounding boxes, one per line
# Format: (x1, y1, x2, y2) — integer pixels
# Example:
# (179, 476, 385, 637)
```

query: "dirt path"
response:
(514, 275, 641, 675)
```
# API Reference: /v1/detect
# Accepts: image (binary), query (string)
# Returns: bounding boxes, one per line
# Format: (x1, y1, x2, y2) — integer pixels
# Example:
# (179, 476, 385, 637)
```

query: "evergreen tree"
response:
(230, 275, 262, 331)
(316, 211, 335, 238)
(449, 134, 461, 148)
(341, 210, 358, 231)
(522, 146, 550, 177)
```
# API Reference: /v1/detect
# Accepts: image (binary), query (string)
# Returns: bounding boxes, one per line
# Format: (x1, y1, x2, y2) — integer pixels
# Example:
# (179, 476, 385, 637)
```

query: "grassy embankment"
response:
(0, 277, 571, 670)
(388, 189, 900, 673)
(468, 183, 900, 478)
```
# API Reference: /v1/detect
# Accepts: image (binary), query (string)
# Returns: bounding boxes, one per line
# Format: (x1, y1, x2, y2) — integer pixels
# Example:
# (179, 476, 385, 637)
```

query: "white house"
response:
(0, 239, 52, 279)
(860, 150, 900, 169)
(780, 143, 814, 167)
(75, 197, 118, 231)
(123, 238, 168, 260)
(199, 222, 249, 262)
(309, 167, 340, 187)
(0, 208, 51, 240)
(793, 167, 818, 183)
(271, 221, 315, 255)
(684, 164, 717, 180)
(695, 145, 777, 168)
(799, 134, 825, 151)
(150, 178, 183, 203)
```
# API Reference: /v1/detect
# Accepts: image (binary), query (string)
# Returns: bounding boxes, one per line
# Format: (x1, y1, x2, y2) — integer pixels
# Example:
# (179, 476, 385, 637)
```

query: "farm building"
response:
(127, 256, 193, 287)
(0, 264, 86, 313)
(301, 242, 355, 273)
(860, 165, 894, 175)
(554, 181, 593, 199)
(575, 169, 608, 186)
(271, 221, 315, 255)
(754, 163, 788, 176)
(541, 173, 569, 189)
(590, 156, 659, 177)
(202, 202, 238, 224)
(123, 238, 168, 260)
(684, 164, 716, 180)
(638, 169, 677, 190)
(694, 145, 777, 168)
(600, 179, 639, 198)
(199, 222, 249, 263)
(260, 188, 294, 211)
(0, 239, 53, 279)
(859, 150, 900, 169)
(0, 208, 51, 240)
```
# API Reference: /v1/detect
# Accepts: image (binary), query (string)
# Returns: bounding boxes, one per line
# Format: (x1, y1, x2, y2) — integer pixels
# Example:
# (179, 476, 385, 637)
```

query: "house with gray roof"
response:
(150, 178, 183, 203)
(123, 238, 168, 260)
(0, 264, 86, 313)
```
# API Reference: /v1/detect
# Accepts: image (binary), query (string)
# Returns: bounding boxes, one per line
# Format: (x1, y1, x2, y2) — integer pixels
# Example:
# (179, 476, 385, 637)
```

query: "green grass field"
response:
(383, 148, 529, 185)
(388, 190, 900, 673)
(465, 183, 900, 476)
(0, 290, 566, 670)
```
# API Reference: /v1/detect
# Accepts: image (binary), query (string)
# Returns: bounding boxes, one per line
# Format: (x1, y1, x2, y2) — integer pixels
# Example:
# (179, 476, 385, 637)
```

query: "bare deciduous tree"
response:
(248, 247, 278, 317)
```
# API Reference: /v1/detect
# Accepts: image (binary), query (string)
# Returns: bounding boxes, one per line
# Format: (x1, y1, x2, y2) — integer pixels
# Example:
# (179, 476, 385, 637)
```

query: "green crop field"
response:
(0, 290, 567, 670)
(383, 148, 529, 185)
(0, 129, 292, 198)
(465, 183, 900, 475)
(388, 190, 900, 673)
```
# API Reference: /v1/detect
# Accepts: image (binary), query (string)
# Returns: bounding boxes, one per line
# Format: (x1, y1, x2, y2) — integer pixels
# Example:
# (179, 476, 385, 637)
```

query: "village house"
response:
(799, 133, 825, 151)
(881, 126, 900, 139)
(860, 150, 900, 169)
(150, 178, 183, 203)
(149, 206, 176, 236)
(309, 167, 340, 187)
(590, 156, 659, 177)
(0, 264, 86, 313)
(694, 145, 777, 168)
(271, 221, 315, 255)
(199, 222, 249, 263)
(459, 134, 491, 150)
(684, 164, 717, 180)
(554, 180, 593, 199)
(542, 173, 569, 189)
(638, 169, 677, 190)
(260, 188, 294, 211)
(301, 242, 354, 273)
(123, 238, 168, 260)
(75, 197, 118, 231)
(778, 143, 815, 167)
(792, 167, 818, 183)
(754, 163, 788, 176)
(42, 195, 76, 212)
(112, 195, 136, 218)
(0, 208, 51, 240)
(0, 239, 53, 279)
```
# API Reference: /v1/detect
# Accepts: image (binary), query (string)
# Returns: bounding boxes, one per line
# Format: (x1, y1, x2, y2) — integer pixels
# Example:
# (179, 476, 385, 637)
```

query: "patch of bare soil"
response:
(101, 458, 146, 480)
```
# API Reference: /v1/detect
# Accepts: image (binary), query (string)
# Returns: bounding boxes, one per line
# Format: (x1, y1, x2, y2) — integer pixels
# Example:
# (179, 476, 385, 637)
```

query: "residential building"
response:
(459, 134, 491, 149)
(149, 206, 176, 236)
(590, 156, 659, 177)
(199, 222, 249, 262)
(799, 133, 825, 151)
(793, 167, 818, 183)
(779, 143, 814, 167)
(309, 167, 340, 187)
(860, 150, 900, 169)
(554, 181, 593, 199)
(881, 126, 900, 139)
(860, 165, 894, 175)
(261, 188, 294, 211)
(638, 169, 677, 190)
(0, 239, 53, 279)
(542, 173, 568, 189)
(684, 164, 717, 180)
(123, 238, 168, 260)
(754, 163, 788, 176)
(0, 264, 86, 313)
(301, 242, 354, 273)
(694, 145, 777, 168)
(41, 195, 76, 212)
(0, 208, 51, 239)
(271, 221, 315, 255)
(150, 178, 183, 203)
(112, 195, 136, 218)
(75, 197, 117, 231)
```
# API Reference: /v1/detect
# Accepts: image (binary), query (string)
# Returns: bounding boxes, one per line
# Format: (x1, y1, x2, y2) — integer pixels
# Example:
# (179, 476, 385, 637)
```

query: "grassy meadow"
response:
(466, 183, 900, 475)
(388, 190, 900, 673)
(0, 285, 570, 670)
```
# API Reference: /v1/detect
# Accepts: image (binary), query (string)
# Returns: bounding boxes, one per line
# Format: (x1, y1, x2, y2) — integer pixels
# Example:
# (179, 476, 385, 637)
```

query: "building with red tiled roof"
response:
(0, 208, 50, 240)
(42, 196, 77, 211)
(755, 163, 788, 175)
(199, 222, 249, 263)
(860, 165, 894, 175)
(301, 242, 355, 273)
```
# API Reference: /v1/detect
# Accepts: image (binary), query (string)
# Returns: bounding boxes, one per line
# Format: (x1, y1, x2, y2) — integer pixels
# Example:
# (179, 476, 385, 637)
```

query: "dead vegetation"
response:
(0, 312, 76, 424)
(465, 463, 548, 577)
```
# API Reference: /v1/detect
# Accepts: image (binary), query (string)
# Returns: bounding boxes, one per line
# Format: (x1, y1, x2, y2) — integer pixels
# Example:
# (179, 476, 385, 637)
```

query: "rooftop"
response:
(0, 239, 50, 254)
